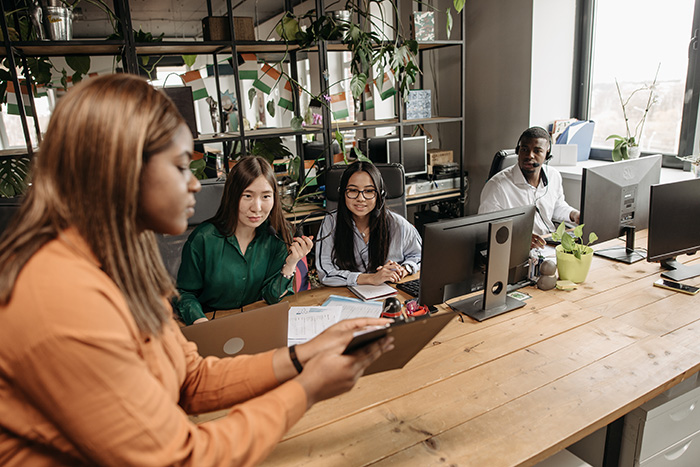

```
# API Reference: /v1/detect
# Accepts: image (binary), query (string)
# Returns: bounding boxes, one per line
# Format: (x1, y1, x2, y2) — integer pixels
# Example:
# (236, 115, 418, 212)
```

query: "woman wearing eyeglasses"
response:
(315, 161, 422, 286)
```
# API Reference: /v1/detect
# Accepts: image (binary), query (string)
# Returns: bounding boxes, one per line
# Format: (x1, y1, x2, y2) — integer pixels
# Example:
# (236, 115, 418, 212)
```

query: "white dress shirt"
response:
(315, 210, 422, 286)
(478, 164, 575, 236)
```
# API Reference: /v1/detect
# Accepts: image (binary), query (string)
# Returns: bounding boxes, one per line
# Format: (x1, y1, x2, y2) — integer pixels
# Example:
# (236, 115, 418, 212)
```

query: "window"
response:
(577, 0, 700, 158)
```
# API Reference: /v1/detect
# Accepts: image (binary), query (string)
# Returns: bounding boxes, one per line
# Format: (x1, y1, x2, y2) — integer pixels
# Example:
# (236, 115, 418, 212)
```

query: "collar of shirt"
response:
(510, 164, 547, 191)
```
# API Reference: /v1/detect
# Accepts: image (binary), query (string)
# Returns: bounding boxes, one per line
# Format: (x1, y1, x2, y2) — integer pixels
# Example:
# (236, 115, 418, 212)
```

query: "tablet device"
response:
(343, 312, 455, 375)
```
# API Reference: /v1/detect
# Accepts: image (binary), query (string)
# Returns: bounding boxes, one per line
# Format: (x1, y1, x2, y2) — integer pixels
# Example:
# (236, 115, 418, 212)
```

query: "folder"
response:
(555, 120, 595, 162)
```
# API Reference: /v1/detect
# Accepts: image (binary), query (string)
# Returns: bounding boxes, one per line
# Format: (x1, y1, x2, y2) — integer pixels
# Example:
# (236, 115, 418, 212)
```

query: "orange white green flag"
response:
(238, 53, 258, 80)
(253, 64, 281, 94)
(278, 79, 295, 111)
(330, 91, 349, 120)
(180, 70, 209, 100)
(363, 82, 374, 110)
(377, 72, 396, 100)
(6, 80, 33, 116)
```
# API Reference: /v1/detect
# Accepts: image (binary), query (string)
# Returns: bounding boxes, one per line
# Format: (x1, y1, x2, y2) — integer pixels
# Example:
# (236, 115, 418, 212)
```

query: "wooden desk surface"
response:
(193, 233, 700, 466)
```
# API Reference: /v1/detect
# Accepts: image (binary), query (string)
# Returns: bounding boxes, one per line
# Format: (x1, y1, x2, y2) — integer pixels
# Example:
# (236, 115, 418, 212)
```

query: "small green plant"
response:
(551, 222, 598, 260)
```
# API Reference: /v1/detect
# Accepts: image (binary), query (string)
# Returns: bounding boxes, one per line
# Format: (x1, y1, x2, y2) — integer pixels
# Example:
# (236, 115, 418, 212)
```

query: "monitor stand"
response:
(660, 258, 700, 281)
(594, 226, 646, 264)
(448, 219, 525, 322)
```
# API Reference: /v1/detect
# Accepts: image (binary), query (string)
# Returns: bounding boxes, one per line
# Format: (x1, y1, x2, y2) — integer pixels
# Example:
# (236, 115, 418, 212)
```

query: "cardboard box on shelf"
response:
(428, 149, 453, 166)
(202, 16, 255, 41)
(427, 149, 453, 174)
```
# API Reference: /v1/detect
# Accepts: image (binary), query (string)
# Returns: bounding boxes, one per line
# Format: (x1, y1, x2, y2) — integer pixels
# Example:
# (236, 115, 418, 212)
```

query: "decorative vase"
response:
(627, 145, 641, 159)
(555, 245, 593, 283)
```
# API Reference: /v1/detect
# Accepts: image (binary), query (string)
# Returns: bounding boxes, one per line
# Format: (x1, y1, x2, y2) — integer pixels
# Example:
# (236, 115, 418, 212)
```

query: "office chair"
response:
(487, 149, 518, 181)
(157, 178, 226, 279)
(324, 163, 407, 218)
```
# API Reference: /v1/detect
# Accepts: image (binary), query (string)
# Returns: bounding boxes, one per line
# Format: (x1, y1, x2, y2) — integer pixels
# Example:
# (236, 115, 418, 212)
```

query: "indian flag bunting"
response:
(238, 53, 258, 80)
(34, 83, 48, 98)
(253, 64, 281, 94)
(181, 70, 209, 100)
(377, 72, 397, 100)
(363, 82, 374, 110)
(7, 80, 33, 116)
(330, 92, 349, 120)
(278, 79, 295, 111)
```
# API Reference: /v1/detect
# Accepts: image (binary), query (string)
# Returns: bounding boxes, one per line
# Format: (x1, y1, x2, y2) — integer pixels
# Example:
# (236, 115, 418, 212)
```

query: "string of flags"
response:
(6, 72, 101, 115)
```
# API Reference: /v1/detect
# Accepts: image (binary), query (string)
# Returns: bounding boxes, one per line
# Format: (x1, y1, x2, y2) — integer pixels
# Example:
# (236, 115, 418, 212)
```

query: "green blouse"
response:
(175, 221, 293, 325)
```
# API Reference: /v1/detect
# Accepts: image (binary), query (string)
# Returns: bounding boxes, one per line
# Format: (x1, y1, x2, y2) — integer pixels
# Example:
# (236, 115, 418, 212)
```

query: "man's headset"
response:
(515, 127, 553, 168)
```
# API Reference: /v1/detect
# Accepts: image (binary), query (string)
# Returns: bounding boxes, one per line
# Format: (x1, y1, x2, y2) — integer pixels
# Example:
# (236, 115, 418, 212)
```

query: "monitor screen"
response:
(387, 136, 427, 177)
(647, 177, 700, 281)
(579, 155, 661, 263)
(419, 205, 535, 312)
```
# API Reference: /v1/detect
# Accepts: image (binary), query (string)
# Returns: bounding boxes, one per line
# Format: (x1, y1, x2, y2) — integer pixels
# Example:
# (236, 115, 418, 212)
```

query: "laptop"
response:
(180, 302, 290, 358)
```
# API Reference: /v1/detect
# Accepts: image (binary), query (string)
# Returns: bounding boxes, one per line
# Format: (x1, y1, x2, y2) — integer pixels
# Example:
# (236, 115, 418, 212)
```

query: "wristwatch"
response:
(403, 263, 414, 275)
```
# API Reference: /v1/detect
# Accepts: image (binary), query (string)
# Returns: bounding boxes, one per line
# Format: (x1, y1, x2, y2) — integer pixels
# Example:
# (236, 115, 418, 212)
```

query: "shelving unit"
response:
(0, 0, 466, 216)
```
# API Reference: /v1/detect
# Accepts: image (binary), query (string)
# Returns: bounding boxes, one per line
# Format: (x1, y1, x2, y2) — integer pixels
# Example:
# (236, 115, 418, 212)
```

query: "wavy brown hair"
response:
(0, 74, 184, 336)
(210, 156, 292, 244)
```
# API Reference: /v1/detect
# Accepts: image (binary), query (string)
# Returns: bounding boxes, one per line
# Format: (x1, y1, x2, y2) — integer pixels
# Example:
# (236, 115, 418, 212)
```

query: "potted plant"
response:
(676, 154, 700, 178)
(551, 222, 598, 283)
(606, 64, 660, 161)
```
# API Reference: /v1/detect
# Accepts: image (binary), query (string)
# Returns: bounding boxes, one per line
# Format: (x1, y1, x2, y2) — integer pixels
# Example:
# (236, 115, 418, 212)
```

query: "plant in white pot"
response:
(606, 64, 660, 161)
(551, 223, 598, 284)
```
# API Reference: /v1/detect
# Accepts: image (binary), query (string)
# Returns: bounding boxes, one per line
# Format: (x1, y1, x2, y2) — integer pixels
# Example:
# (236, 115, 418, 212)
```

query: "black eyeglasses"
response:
(345, 188, 378, 199)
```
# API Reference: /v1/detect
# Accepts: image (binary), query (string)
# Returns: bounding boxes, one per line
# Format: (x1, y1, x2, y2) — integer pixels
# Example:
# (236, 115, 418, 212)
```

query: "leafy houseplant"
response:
(551, 222, 598, 283)
(606, 64, 660, 162)
(676, 154, 700, 177)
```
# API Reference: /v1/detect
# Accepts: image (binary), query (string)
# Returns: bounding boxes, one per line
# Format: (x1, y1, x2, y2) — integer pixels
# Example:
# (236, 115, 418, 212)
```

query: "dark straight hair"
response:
(210, 156, 292, 244)
(333, 161, 392, 271)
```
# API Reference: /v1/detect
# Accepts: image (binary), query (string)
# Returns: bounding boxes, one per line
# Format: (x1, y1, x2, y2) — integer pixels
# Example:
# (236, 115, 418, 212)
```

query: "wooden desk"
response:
(195, 234, 700, 466)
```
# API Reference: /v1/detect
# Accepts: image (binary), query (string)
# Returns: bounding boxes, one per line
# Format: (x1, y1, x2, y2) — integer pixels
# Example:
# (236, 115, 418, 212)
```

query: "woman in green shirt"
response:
(176, 156, 313, 325)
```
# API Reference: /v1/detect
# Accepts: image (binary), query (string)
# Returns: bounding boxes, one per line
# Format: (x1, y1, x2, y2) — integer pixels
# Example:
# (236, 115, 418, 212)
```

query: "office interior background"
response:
(1, 0, 699, 216)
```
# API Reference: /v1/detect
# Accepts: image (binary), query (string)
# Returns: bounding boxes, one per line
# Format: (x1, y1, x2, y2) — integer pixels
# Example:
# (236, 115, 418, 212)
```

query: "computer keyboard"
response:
(396, 279, 420, 297)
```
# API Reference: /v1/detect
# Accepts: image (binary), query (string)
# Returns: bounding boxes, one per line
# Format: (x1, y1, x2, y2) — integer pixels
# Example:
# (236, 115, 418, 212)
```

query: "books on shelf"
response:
(348, 283, 398, 301)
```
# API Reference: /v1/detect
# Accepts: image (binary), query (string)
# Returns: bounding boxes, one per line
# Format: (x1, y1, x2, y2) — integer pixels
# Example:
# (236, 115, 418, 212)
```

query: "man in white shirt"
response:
(478, 126, 580, 248)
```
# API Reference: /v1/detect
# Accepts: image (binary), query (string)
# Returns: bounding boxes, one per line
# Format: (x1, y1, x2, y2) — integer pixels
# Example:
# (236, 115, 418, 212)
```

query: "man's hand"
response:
(570, 210, 580, 224)
(531, 233, 545, 249)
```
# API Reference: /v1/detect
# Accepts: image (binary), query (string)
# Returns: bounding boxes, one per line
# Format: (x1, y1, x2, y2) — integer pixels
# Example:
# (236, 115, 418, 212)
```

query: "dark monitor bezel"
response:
(418, 205, 535, 310)
(647, 177, 700, 262)
(386, 136, 427, 177)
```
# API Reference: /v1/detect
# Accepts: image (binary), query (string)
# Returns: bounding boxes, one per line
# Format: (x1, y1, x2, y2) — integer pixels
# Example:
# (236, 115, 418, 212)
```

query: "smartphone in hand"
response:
(653, 278, 700, 295)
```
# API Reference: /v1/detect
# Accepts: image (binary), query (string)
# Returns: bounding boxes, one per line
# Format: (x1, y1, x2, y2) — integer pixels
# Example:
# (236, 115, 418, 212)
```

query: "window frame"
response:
(572, 0, 700, 168)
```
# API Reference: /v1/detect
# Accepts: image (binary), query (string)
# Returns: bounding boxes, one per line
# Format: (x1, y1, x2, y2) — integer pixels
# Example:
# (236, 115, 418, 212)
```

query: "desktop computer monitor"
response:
(419, 205, 535, 321)
(361, 135, 427, 177)
(647, 177, 700, 281)
(579, 155, 661, 264)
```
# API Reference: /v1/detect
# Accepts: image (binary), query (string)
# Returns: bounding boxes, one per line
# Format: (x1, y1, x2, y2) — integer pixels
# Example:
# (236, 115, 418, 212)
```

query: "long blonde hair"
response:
(0, 74, 183, 335)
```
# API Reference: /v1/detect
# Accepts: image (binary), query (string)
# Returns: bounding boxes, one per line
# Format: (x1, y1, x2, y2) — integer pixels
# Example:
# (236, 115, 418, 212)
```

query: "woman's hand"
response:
(295, 334, 394, 408)
(372, 260, 405, 284)
(282, 235, 314, 277)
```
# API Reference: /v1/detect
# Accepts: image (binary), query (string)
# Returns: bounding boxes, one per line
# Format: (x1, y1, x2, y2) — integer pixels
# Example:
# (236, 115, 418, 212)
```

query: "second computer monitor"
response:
(647, 177, 700, 281)
(580, 155, 661, 263)
(419, 205, 535, 317)
(363, 135, 427, 177)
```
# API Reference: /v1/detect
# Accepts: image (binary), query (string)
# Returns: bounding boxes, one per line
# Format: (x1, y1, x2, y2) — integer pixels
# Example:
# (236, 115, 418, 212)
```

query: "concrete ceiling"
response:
(72, 0, 303, 39)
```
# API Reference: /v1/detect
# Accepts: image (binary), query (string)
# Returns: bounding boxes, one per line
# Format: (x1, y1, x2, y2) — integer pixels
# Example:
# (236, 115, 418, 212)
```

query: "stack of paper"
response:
(347, 283, 398, 301)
